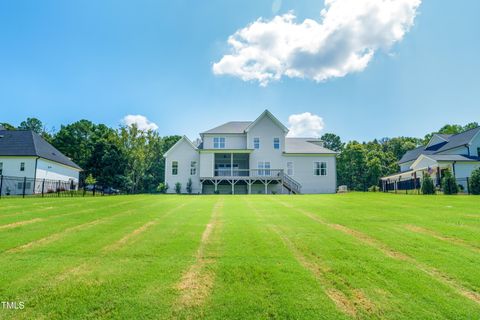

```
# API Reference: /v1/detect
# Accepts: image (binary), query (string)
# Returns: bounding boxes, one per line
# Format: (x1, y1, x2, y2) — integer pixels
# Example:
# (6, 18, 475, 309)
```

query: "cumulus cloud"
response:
(122, 115, 159, 131)
(287, 112, 325, 137)
(213, 0, 421, 86)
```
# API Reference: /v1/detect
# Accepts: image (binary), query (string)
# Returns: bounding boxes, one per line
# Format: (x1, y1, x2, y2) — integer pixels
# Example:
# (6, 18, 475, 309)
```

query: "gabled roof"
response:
(284, 138, 337, 154)
(163, 135, 197, 157)
(0, 130, 81, 170)
(435, 127, 480, 153)
(399, 126, 480, 164)
(201, 121, 252, 135)
(245, 110, 289, 133)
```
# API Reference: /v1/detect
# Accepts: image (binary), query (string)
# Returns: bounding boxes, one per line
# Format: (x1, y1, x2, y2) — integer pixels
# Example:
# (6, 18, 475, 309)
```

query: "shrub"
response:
(368, 185, 380, 192)
(214, 190, 220, 194)
(156, 182, 168, 194)
(186, 178, 193, 194)
(174, 182, 182, 194)
(441, 170, 458, 195)
(421, 175, 435, 195)
(470, 167, 480, 195)
(85, 174, 96, 186)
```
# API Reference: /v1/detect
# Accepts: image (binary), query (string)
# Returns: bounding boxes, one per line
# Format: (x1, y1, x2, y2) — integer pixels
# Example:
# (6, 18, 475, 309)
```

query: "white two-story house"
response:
(381, 127, 480, 191)
(164, 110, 337, 194)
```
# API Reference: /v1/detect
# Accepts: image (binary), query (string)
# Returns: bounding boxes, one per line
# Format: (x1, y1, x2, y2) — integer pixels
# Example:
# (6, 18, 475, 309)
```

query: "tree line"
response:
(1, 118, 180, 193)
(1, 118, 478, 193)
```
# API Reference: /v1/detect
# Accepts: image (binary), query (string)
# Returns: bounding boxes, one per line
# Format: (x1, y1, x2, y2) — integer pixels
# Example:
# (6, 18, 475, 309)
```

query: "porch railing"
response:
(213, 168, 283, 178)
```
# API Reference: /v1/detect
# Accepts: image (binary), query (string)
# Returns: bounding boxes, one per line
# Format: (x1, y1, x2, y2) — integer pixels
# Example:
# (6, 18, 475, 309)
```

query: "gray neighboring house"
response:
(0, 127, 82, 195)
(164, 110, 337, 194)
(381, 127, 480, 191)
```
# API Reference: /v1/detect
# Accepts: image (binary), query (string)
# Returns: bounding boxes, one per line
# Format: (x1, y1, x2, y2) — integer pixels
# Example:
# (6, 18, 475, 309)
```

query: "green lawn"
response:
(1, 193, 479, 319)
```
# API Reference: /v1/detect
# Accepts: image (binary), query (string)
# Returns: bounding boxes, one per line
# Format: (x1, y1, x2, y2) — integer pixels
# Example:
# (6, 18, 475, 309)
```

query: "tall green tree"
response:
(18, 117, 43, 133)
(320, 133, 344, 152)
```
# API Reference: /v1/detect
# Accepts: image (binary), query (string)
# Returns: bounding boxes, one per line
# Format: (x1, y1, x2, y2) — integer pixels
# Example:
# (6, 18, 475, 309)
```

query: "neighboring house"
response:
(381, 127, 480, 191)
(164, 110, 337, 194)
(0, 127, 82, 195)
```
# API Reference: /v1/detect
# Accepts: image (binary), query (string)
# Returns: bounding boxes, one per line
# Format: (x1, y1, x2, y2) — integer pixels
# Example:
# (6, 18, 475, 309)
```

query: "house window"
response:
(190, 161, 197, 175)
(172, 161, 178, 175)
(477, 147, 480, 156)
(17, 182, 31, 190)
(0, 162, 2, 175)
(254, 137, 260, 149)
(258, 161, 271, 176)
(273, 138, 280, 150)
(314, 162, 327, 176)
(20, 162, 25, 172)
(287, 162, 294, 176)
(213, 137, 225, 149)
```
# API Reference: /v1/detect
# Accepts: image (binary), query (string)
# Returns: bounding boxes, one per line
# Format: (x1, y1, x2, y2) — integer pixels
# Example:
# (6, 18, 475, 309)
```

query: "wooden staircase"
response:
(282, 173, 302, 194)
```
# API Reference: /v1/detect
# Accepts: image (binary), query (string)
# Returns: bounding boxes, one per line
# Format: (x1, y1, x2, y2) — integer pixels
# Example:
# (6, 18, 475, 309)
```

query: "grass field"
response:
(1, 194, 480, 319)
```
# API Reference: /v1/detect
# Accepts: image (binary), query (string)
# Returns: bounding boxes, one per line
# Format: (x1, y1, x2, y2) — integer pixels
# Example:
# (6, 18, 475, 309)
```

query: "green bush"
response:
(470, 167, 480, 195)
(214, 190, 220, 194)
(186, 178, 193, 194)
(421, 175, 435, 195)
(368, 185, 380, 192)
(441, 170, 458, 195)
(174, 182, 182, 194)
(156, 182, 168, 194)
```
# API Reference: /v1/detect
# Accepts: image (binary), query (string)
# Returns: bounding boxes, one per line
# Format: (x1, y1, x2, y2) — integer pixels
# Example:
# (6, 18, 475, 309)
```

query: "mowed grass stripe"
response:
(246, 200, 365, 317)
(0, 196, 148, 226)
(201, 196, 348, 320)
(103, 201, 191, 252)
(2, 198, 199, 319)
(403, 224, 480, 253)
(275, 198, 480, 306)
(174, 198, 224, 312)
(0, 196, 171, 252)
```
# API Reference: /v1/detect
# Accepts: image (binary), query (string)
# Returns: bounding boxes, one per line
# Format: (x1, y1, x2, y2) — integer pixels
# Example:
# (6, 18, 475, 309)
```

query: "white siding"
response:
(202, 134, 247, 149)
(247, 116, 285, 171)
(199, 153, 214, 177)
(400, 161, 414, 172)
(469, 131, 480, 156)
(0, 157, 36, 178)
(282, 155, 336, 194)
(437, 146, 469, 155)
(35, 159, 80, 183)
(165, 139, 200, 194)
(455, 162, 480, 178)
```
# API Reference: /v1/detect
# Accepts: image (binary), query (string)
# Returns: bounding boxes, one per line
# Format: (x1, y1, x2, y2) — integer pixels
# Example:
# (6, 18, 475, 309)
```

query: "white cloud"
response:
(287, 112, 325, 137)
(122, 114, 159, 131)
(213, 0, 421, 86)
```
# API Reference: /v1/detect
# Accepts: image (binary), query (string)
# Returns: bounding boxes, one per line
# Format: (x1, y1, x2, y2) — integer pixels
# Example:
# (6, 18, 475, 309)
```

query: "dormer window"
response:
(214, 137, 225, 149)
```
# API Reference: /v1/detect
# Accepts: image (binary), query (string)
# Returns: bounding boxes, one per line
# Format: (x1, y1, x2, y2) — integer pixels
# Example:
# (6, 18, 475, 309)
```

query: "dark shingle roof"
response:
(399, 126, 480, 164)
(284, 138, 337, 154)
(0, 130, 81, 170)
(202, 121, 252, 134)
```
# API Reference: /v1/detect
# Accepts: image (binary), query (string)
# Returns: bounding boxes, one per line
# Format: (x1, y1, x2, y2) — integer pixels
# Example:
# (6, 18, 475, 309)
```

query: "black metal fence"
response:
(382, 176, 471, 194)
(0, 175, 117, 198)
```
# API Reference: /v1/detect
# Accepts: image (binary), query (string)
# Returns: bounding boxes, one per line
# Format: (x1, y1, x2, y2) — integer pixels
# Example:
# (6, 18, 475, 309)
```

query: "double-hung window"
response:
(477, 147, 480, 156)
(172, 161, 178, 175)
(190, 161, 197, 175)
(253, 137, 260, 149)
(0, 162, 3, 175)
(20, 162, 25, 172)
(286, 162, 294, 176)
(314, 161, 327, 176)
(213, 137, 225, 149)
(273, 137, 280, 150)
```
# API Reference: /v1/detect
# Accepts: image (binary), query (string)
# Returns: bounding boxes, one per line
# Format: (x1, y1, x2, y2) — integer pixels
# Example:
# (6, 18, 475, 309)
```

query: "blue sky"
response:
(0, 0, 479, 141)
